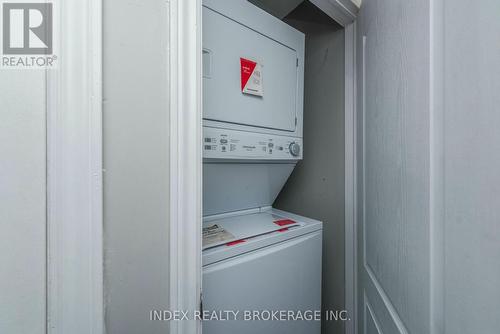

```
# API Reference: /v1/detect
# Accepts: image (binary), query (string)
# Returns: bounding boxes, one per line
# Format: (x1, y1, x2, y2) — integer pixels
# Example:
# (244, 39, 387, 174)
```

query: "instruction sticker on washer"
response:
(203, 224, 235, 248)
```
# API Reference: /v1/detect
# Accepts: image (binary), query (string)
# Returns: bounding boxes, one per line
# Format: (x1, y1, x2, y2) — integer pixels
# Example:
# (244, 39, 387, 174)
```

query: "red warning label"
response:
(274, 219, 296, 227)
(240, 57, 263, 97)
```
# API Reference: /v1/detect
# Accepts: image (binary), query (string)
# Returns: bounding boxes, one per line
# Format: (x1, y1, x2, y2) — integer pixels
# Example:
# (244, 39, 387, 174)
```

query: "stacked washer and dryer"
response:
(202, 1, 323, 333)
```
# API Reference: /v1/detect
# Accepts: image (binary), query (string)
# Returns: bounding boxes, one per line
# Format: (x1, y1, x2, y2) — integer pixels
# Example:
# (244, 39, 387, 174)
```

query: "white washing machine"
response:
(202, 208, 322, 334)
(202, 1, 322, 333)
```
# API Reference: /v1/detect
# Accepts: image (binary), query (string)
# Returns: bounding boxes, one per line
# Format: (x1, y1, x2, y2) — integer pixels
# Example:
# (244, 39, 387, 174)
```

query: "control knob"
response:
(289, 142, 301, 157)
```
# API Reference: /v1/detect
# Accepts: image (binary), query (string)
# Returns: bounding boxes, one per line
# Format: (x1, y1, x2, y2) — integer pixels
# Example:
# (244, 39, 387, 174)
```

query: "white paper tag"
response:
(202, 224, 235, 248)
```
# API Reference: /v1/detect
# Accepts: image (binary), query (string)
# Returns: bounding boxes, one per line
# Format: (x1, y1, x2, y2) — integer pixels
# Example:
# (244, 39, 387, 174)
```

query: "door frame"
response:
(344, 22, 358, 334)
(46, 0, 104, 333)
(168, 3, 358, 334)
(168, 0, 203, 334)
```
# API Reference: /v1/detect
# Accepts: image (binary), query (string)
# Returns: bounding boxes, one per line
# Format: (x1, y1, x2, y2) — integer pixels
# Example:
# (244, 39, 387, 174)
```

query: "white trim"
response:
(46, 0, 103, 333)
(344, 22, 357, 334)
(168, 0, 203, 333)
(309, 0, 359, 27)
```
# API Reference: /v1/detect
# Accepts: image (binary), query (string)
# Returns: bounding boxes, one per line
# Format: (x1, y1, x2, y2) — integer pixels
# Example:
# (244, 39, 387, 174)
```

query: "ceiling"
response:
(248, 0, 304, 19)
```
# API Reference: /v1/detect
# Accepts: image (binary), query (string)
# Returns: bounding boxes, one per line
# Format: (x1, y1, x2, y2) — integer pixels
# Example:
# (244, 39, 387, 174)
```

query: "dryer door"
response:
(203, 6, 300, 132)
(202, 231, 322, 334)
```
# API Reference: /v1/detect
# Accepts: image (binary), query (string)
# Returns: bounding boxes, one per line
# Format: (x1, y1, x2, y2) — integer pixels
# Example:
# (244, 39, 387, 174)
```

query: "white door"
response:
(356, 1, 432, 333)
(357, 1, 500, 334)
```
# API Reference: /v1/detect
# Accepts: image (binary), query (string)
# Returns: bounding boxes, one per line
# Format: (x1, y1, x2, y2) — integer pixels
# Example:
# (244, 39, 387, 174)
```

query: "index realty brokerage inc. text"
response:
(150, 310, 350, 322)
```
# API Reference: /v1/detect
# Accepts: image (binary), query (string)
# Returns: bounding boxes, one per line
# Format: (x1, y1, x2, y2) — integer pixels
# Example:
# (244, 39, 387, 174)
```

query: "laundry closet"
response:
(101, 1, 500, 334)
(201, 1, 356, 333)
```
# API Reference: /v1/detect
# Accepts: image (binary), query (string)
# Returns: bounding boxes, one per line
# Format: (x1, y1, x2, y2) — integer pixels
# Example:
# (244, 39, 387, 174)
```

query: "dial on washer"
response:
(289, 142, 301, 157)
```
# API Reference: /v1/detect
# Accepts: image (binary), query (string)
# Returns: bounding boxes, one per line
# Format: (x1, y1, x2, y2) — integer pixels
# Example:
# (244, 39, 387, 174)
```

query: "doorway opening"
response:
(198, 1, 357, 334)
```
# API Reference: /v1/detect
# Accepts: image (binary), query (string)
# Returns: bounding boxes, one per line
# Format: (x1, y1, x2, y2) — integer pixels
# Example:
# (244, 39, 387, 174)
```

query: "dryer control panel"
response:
(203, 127, 303, 160)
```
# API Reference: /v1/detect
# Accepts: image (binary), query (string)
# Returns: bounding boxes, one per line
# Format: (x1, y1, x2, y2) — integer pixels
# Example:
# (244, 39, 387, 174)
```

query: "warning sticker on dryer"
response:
(202, 224, 235, 248)
(240, 58, 263, 97)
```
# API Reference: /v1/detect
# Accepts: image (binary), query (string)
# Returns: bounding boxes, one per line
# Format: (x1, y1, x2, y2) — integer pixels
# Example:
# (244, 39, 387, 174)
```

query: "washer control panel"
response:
(203, 127, 303, 160)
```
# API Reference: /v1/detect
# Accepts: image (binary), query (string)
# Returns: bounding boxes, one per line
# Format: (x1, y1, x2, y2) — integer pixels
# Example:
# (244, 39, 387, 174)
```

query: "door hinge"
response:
(295, 117, 298, 126)
(296, 58, 299, 67)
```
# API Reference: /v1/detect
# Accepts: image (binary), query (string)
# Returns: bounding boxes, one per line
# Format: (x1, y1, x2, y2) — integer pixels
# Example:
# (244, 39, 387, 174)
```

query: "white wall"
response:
(103, 0, 171, 333)
(443, 1, 500, 332)
(0, 72, 46, 333)
(276, 3, 346, 334)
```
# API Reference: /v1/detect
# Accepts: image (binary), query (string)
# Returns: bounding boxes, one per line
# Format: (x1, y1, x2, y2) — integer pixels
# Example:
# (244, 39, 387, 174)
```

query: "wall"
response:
(443, 1, 500, 332)
(103, 0, 170, 333)
(274, 3, 346, 334)
(0, 72, 46, 333)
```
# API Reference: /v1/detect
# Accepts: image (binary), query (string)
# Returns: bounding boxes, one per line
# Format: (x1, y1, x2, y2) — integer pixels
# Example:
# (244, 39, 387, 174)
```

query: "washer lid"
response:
(202, 211, 300, 250)
(202, 208, 323, 266)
